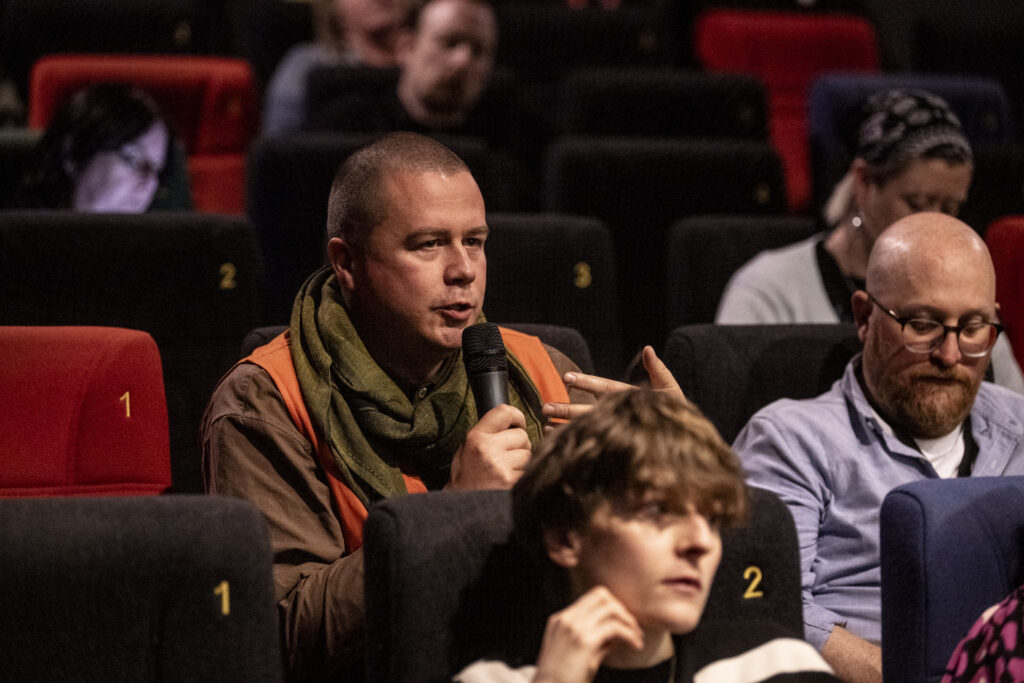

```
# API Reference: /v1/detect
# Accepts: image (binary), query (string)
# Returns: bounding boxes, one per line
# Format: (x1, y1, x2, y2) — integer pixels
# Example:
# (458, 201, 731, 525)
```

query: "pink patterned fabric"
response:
(943, 584, 1024, 682)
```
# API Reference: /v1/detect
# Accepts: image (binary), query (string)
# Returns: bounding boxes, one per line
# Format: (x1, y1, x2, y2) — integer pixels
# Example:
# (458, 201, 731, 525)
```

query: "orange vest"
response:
(246, 327, 569, 552)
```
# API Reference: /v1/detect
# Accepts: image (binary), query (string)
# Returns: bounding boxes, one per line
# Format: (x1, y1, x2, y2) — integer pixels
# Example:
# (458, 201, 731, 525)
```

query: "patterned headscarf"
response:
(855, 89, 972, 169)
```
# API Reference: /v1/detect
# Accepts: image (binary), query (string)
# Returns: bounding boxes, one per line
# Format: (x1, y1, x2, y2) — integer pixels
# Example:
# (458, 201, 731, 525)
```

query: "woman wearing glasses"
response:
(14, 82, 191, 212)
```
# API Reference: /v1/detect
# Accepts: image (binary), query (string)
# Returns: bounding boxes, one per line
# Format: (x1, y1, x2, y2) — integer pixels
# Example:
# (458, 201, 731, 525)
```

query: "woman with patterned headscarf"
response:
(716, 88, 1024, 393)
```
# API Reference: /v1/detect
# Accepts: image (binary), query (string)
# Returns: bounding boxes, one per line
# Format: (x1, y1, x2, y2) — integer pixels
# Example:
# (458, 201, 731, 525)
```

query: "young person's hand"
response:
(447, 404, 530, 490)
(533, 586, 643, 683)
(542, 346, 685, 425)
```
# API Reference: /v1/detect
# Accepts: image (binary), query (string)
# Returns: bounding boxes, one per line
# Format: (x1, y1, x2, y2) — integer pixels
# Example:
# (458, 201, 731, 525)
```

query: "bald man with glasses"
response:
(733, 212, 1024, 683)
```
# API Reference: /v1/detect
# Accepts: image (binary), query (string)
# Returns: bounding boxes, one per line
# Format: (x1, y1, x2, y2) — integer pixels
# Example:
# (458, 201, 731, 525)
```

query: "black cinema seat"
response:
(555, 66, 767, 139)
(0, 0, 224, 100)
(661, 323, 861, 443)
(543, 136, 785, 365)
(485, 213, 618, 377)
(666, 214, 820, 329)
(0, 495, 281, 682)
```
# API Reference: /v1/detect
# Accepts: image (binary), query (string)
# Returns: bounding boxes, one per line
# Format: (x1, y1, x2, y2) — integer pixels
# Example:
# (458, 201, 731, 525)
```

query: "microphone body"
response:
(462, 322, 510, 417)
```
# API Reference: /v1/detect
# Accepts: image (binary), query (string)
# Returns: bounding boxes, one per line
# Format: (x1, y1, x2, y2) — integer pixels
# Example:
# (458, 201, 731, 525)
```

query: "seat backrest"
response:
(986, 216, 1024, 368)
(0, 0, 222, 98)
(0, 211, 261, 494)
(247, 131, 522, 325)
(0, 326, 171, 496)
(661, 323, 861, 443)
(485, 213, 618, 376)
(0, 495, 282, 682)
(221, 0, 314, 93)
(666, 214, 820, 329)
(364, 485, 802, 683)
(0, 127, 41, 209)
(304, 64, 402, 125)
(555, 66, 767, 139)
(694, 8, 880, 211)
(808, 72, 1013, 210)
(543, 136, 785, 367)
(912, 5, 1024, 149)
(493, 3, 666, 84)
(880, 477, 1024, 683)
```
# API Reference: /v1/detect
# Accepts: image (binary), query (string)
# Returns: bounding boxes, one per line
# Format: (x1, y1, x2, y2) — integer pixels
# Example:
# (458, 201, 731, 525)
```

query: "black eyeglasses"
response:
(867, 294, 1003, 358)
(117, 148, 162, 177)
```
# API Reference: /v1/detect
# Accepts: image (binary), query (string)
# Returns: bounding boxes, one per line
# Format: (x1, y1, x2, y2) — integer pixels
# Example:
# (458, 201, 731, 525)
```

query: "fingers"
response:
(540, 349, 685, 427)
(446, 405, 531, 491)
(475, 403, 527, 431)
(563, 371, 634, 398)
(534, 587, 644, 682)
(564, 586, 644, 651)
(641, 346, 686, 401)
(542, 400, 595, 422)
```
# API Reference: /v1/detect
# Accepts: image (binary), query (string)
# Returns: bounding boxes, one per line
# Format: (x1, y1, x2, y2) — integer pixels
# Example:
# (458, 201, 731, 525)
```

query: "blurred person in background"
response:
(14, 82, 191, 212)
(262, 0, 417, 134)
(304, 0, 549, 208)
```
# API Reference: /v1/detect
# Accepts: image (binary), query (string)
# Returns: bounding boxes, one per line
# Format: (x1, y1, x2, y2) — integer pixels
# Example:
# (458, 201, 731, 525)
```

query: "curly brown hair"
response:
(512, 388, 748, 571)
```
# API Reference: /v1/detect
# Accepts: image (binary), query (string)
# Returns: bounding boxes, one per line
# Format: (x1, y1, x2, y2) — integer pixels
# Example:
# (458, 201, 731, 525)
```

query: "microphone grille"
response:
(462, 323, 508, 373)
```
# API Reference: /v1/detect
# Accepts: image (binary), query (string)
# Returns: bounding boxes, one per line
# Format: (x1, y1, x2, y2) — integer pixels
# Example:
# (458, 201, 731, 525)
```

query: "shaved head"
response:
(866, 212, 995, 303)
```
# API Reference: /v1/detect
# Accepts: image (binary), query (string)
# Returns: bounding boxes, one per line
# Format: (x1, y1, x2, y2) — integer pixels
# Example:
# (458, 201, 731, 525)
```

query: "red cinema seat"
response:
(0, 326, 171, 496)
(28, 55, 258, 215)
(694, 9, 880, 213)
(987, 216, 1024, 368)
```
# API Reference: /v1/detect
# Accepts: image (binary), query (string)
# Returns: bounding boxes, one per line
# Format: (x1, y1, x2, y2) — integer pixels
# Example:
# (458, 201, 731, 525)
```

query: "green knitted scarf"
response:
(289, 266, 545, 507)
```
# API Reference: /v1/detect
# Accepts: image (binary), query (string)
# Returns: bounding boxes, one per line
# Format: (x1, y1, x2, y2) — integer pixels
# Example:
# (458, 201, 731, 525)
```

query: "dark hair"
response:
(856, 88, 973, 187)
(17, 83, 167, 208)
(512, 388, 748, 574)
(325, 131, 471, 248)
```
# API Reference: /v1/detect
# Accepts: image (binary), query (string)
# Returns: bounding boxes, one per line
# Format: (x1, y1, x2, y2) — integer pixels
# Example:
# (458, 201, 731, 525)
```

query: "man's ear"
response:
(543, 527, 582, 569)
(327, 237, 357, 292)
(851, 289, 872, 342)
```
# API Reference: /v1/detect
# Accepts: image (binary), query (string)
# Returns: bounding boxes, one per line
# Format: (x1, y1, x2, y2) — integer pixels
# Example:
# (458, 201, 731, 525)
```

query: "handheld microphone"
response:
(462, 322, 510, 417)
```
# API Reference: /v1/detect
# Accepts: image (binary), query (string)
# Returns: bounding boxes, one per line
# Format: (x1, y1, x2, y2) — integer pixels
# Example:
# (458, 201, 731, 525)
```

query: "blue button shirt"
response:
(733, 355, 1024, 649)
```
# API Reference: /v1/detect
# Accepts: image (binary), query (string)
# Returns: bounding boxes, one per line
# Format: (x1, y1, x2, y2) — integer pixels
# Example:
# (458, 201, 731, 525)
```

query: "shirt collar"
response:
(839, 353, 1024, 474)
